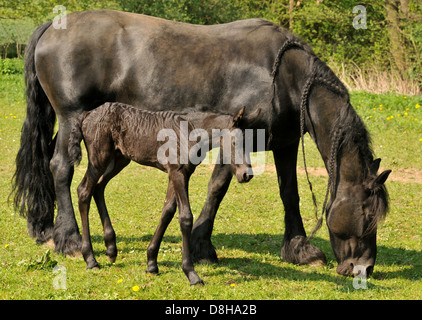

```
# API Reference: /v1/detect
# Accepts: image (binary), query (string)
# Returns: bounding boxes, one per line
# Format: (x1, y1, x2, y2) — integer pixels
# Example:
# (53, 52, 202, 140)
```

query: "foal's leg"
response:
(93, 154, 131, 263)
(77, 163, 103, 269)
(146, 181, 177, 274)
(170, 169, 203, 285)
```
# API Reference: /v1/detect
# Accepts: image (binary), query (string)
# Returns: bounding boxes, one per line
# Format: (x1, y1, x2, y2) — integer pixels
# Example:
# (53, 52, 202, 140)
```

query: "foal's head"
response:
(220, 107, 261, 183)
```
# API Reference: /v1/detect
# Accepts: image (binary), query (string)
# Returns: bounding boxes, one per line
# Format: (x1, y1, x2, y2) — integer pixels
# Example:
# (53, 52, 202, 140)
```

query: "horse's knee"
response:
(179, 211, 193, 232)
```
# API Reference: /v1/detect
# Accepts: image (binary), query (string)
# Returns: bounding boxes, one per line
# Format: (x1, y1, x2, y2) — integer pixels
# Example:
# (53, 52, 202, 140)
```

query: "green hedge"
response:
(0, 58, 24, 75)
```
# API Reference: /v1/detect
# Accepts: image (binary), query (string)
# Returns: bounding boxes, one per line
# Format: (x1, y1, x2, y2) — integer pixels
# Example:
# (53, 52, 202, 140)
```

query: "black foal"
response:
(68, 102, 259, 285)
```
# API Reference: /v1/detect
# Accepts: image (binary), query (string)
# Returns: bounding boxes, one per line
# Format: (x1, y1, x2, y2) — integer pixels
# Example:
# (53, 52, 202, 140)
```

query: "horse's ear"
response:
(370, 158, 381, 174)
(232, 106, 245, 127)
(374, 170, 392, 186)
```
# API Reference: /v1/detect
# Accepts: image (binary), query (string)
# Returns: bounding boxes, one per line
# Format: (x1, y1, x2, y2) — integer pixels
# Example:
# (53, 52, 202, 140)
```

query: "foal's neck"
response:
(183, 112, 233, 132)
(181, 112, 235, 151)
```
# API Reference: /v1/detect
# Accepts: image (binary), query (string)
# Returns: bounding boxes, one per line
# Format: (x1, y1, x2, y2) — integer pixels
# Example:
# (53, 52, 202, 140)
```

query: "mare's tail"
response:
(11, 21, 56, 243)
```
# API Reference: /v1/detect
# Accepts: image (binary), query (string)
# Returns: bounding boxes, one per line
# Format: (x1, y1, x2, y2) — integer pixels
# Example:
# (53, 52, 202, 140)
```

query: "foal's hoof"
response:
(190, 278, 205, 286)
(146, 264, 159, 274)
(107, 255, 117, 263)
(188, 272, 205, 286)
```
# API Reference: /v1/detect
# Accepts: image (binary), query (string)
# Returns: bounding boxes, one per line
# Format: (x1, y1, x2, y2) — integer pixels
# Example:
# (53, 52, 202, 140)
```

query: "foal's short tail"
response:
(68, 116, 84, 167)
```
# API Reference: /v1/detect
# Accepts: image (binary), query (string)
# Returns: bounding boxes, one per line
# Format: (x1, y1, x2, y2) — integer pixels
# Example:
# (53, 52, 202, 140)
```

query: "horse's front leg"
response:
(273, 142, 327, 266)
(190, 153, 233, 263)
(171, 169, 204, 286)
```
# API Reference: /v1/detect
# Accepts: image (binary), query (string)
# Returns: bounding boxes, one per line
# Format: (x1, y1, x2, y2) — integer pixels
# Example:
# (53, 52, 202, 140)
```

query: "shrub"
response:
(0, 58, 24, 75)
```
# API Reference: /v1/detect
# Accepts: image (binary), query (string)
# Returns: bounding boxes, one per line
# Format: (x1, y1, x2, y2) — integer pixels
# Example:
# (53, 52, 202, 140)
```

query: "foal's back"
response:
(81, 102, 187, 170)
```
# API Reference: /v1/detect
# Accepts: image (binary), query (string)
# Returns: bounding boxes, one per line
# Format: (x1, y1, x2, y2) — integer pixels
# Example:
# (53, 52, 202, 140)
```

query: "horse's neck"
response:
(307, 93, 369, 186)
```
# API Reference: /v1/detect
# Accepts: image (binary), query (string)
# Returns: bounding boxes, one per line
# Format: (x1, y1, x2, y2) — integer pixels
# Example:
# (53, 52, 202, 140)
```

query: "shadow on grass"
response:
(90, 232, 420, 283)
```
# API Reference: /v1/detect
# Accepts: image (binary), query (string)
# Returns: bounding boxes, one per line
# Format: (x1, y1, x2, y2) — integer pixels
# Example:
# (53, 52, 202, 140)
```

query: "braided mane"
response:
(270, 36, 388, 237)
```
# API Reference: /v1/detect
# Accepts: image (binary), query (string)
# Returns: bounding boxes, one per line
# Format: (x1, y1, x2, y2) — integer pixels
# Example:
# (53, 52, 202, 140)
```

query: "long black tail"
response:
(11, 21, 56, 243)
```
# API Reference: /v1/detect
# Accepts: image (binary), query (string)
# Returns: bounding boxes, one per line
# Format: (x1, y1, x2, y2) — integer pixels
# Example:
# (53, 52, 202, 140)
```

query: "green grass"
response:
(0, 74, 421, 300)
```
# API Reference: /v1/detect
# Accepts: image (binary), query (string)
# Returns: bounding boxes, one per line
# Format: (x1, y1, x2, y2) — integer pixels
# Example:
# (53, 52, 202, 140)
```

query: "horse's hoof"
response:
(190, 239, 218, 264)
(281, 235, 327, 266)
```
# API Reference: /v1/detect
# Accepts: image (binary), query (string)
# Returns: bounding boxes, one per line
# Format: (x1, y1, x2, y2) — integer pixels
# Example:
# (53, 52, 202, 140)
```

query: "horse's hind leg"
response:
(50, 121, 82, 255)
(146, 182, 177, 274)
(93, 153, 130, 263)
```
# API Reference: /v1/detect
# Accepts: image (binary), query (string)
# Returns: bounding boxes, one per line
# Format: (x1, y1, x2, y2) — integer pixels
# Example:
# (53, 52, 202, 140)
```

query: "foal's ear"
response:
(232, 106, 245, 127)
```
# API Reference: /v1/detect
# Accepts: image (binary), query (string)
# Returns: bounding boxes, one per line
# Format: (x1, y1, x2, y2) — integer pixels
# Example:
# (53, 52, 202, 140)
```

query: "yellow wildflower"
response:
(117, 278, 123, 284)
(416, 104, 420, 109)
(132, 285, 140, 292)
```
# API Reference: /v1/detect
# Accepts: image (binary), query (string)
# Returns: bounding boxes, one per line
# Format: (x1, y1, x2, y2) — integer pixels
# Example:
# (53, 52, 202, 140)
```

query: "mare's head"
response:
(221, 107, 261, 183)
(327, 163, 391, 277)
(306, 59, 392, 277)
(324, 107, 391, 277)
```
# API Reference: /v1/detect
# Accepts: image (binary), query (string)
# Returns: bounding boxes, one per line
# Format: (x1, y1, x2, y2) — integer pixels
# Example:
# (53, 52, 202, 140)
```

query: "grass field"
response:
(0, 74, 421, 300)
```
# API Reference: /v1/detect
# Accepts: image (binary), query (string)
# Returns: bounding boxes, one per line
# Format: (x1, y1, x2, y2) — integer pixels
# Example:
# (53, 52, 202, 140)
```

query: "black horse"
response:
(12, 10, 391, 277)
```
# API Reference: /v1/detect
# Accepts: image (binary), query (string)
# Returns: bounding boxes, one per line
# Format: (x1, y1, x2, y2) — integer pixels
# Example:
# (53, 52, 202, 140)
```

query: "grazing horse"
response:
(67, 102, 257, 285)
(12, 10, 391, 277)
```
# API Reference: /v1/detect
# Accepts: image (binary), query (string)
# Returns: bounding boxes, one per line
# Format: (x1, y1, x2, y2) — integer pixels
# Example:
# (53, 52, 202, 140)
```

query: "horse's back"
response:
(34, 10, 288, 114)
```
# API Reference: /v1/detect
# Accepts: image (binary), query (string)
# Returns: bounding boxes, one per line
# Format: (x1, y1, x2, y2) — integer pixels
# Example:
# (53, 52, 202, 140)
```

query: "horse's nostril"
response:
(243, 172, 249, 182)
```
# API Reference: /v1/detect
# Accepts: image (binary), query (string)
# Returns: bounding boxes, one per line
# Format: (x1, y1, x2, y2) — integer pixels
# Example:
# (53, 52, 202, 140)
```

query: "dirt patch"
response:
(264, 164, 422, 184)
